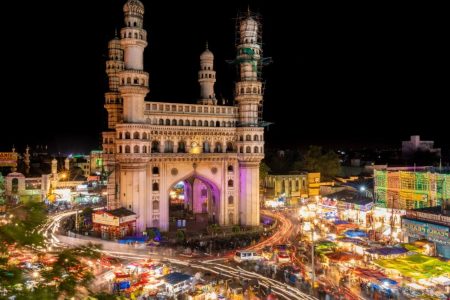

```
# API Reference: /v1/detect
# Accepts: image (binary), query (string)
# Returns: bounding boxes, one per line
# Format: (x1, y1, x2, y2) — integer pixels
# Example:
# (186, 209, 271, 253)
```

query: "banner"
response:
(0, 152, 17, 167)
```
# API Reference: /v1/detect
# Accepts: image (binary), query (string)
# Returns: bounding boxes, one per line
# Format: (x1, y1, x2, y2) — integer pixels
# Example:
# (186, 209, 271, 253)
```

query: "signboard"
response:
(0, 152, 17, 167)
(403, 218, 450, 245)
(93, 212, 119, 227)
(406, 210, 450, 227)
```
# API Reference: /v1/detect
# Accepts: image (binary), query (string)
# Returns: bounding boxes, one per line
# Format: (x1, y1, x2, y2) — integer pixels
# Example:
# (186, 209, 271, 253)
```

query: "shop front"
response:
(402, 218, 450, 258)
(93, 208, 136, 240)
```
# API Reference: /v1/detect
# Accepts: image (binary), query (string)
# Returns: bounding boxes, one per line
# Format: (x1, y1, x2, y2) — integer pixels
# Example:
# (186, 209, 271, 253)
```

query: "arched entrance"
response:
(168, 174, 220, 232)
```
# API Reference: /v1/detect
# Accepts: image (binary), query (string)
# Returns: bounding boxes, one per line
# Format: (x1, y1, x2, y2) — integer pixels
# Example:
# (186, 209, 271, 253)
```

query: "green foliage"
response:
(0, 173, 5, 204)
(294, 146, 341, 180)
(176, 229, 185, 242)
(0, 201, 47, 252)
(259, 161, 271, 182)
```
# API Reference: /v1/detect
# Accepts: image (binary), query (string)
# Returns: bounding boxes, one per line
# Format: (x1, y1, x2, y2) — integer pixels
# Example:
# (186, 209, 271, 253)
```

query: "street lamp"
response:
(311, 218, 319, 295)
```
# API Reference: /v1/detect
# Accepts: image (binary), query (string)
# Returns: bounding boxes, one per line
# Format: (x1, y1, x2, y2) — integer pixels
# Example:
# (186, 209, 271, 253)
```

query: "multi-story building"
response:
(102, 0, 267, 232)
(374, 168, 450, 210)
(402, 135, 441, 158)
(263, 173, 321, 199)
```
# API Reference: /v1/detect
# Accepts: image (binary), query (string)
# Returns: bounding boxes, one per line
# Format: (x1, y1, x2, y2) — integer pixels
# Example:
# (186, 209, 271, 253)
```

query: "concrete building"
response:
(102, 1, 267, 232)
(402, 135, 441, 158)
(374, 168, 450, 210)
(263, 173, 321, 199)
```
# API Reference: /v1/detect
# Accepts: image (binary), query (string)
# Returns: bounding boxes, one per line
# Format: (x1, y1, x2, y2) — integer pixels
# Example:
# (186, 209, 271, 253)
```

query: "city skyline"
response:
(2, 1, 447, 153)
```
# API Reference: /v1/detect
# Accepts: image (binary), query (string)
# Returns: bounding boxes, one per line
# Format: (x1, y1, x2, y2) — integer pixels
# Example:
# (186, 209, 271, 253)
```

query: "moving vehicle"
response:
(234, 251, 262, 263)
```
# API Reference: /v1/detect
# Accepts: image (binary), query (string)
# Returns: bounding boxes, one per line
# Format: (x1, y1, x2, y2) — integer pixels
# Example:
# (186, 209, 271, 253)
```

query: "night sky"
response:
(2, 1, 447, 154)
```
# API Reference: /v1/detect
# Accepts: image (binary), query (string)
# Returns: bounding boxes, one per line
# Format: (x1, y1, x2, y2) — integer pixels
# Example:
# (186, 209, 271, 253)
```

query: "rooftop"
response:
(108, 207, 136, 217)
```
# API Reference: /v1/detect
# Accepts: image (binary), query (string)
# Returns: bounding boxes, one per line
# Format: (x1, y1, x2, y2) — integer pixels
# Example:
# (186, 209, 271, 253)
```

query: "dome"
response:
(200, 49, 214, 60)
(123, 0, 145, 14)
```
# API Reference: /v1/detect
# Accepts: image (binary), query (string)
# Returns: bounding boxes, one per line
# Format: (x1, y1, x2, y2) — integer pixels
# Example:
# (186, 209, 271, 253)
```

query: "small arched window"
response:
(246, 146, 251, 153)
(192, 120, 197, 126)
(253, 87, 257, 93)
(125, 132, 131, 139)
(254, 134, 259, 141)
(125, 145, 130, 153)
(228, 180, 234, 187)
(133, 22, 137, 27)
(178, 141, 186, 153)
(240, 135, 244, 142)
(216, 121, 220, 127)
(198, 120, 203, 126)
(119, 132, 123, 139)
(119, 146, 123, 153)
(179, 119, 184, 126)
(246, 135, 251, 141)
(165, 119, 170, 125)
(128, 32, 132, 38)
(215, 142, 222, 153)
(227, 121, 231, 127)
(228, 165, 234, 172)
(246, 87, 251, 93)
(186, 120, 190, 126)
(127, 77, 131, 84)
(240, 146, 244, 153)
(203, 142, 210, 153)
(133, 132, 140, 139)
(254, 146, 259, 153)
(151, 141, 160, 153)
(142, 132, 148, 140)
(134, 145, 139, 153)
(134, 32, 138, 39)
(172, 119, 177, 126)
(152, 167, 159, 175)
(142, 146, 147, 153)
(228, 196, 234, 205)
(153, 200, 159, 210)
(226, 142, 233, 153)
(159, 119, 164, 125)
(210, 121, 214, 127)
(152, 182, 159, 191)
(240, 87, 244, 94)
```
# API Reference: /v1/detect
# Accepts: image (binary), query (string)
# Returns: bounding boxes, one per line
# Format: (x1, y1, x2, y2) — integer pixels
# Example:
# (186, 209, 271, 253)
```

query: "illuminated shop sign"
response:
(403, 218, 450, 245)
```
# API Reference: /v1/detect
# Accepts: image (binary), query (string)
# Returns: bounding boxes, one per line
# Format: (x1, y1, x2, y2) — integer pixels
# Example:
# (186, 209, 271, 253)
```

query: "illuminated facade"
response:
(102, 0, 266, 232)
(374, 169, 450, 210)
(264, 173, 321, 199)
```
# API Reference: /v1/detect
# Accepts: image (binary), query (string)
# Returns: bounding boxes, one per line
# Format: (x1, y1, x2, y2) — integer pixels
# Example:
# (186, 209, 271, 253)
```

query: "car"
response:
(276, 252, 291, 264)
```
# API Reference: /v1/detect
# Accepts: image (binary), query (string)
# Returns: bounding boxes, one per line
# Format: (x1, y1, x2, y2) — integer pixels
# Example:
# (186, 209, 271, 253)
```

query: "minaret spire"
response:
(198, 43, 217, 105)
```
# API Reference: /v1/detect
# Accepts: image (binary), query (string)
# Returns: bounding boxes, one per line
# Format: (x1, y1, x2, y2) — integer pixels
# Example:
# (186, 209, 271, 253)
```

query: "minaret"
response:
(24, 146, 30, 175)
(235, 11, 265, 227)
(198, 42, 217, 105)
(118, 0, 149, 123)
(64, 157, 70, 171)
(105, 31, 124, 129)
(51, 158, 58, 177)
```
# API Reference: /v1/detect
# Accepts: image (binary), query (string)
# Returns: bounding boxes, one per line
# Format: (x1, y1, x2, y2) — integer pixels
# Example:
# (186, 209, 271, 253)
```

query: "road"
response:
(42, 208, 317, 299)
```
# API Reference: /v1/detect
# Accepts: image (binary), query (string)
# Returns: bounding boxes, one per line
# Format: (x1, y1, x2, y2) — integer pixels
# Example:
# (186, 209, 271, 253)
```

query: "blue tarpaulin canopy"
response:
(118, 236, 149, 244)
(344, 229, 368, 238)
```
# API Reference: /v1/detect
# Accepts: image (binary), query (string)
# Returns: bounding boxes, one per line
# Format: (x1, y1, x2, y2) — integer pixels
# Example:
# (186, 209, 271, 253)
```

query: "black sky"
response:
(2, 1, 448, 154)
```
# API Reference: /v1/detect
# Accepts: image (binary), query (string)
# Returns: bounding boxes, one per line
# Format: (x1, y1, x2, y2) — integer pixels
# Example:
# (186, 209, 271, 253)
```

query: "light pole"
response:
(311, 218, 318, 295)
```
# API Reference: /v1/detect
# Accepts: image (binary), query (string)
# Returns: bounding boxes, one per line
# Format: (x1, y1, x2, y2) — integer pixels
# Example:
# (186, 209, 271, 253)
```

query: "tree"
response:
(294, 146, 341, 180)
(259, 161, 271, 183)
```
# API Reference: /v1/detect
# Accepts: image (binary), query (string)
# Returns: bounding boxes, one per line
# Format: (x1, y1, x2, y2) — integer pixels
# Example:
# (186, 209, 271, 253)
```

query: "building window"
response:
(216, 121, 220, 127)
(153, 200, 159, 210)
(159, 119, 164, 125)
(142, 146, 147, 153)
(133, 132, 140, 139)
(125, 145, 130, 153)
(179, 119, 184, 126)
(246, 135, 251, 141)
(119, 132, 123, 139)
(228, 165, 234, 172)
(125, 132, 131, 139)
(254, 134, 259, 141)
(246, 146, 251, 153)
(134, 145, 139, 153)
(152, 167, 159, 175)
(165, 119, 170, 125)
(198, 120, 203, 126)
(152, 182, 159, 191)
(142, 132, 148, 139)
(192, 120, 197, 126)
(151, 141, 160, 153)
(203, 142, 210, 153)
(172, 119, 177, 126)
(119, 146, 122, 153)
(178, 141, 186, 153)
(254, 146, 259, 153)
(164, 140, 174, 153)
(228, 196, 234, 205)
(210, 121, 214, 127)
(240, 146, 243, 153)
(228, 180, 234, 187)
(215, 142, 222, 153)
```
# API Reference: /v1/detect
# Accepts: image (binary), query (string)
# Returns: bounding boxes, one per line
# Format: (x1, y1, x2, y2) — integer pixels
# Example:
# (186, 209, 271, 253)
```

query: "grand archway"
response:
(168, 174, 220, 232)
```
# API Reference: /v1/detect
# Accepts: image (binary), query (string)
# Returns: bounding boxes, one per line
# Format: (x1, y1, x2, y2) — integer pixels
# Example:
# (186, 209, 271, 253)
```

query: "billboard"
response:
(0, 152, 18, 167)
